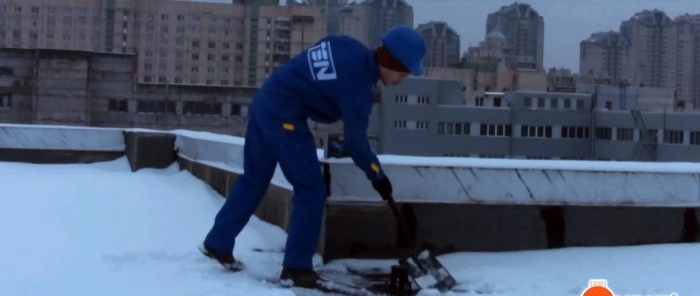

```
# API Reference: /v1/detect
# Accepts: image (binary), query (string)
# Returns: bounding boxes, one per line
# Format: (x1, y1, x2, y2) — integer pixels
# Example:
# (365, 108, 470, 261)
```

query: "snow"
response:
(0, 157, 696, 296)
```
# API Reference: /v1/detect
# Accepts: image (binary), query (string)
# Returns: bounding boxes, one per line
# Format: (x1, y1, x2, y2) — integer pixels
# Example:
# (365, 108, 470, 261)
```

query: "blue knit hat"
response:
(381, 26, 426, 76)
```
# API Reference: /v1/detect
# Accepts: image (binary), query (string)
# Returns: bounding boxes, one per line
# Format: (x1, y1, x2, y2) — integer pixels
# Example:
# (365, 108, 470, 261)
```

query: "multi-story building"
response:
(579, 31, 628, 85)
(375, 77, 700, 161)
(485, 2, 544, 71)
(673, 13, 700, 109)
(579, 10, 700, 109)
(0, 47, 257, 134)
(416, 21, 460, 68)
(620, 9, 673, 88)
(291, 0, 348, 37)
(0, 0, 322, 87)
(336, 0, 413, 47)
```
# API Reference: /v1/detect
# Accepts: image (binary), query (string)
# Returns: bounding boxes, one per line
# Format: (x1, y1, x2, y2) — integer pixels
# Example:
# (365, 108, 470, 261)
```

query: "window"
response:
(576, 99, 585, 110)
(395, 95, 407, 103)
(595, 127, 612, 140)
(551, 99, 558, 109)
(0, 93, 12, 108)
(414, 121, 429, 130)
(563, 99, 571, 109)
(663, 130, 683, 144)
(394, 120, 407, 129)
(690, 131, 700, 145)
(191, 53, 199, 60)
(417, 96, 430, 104)
(231, 104, 242, 116)
(561, 126, 589, 139)
(480, 123, 512, 137)
(108, 99, 129, 112)
(521, 125, 552, 138)
(475, 96, 484, 106)
(183, 101, 222, 115)
(208, 41, 216, 49)
(524, 97, 532, 107)
(617, 128, 633, 141)
(137, 100, 175, 114)
(537, 98, 545, 108)
(438, 122, 470, 136)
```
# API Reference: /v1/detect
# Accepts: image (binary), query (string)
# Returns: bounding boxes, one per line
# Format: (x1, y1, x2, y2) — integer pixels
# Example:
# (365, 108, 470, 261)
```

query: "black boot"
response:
(279, 267, 323, 288)
(199, 244, 245, 272)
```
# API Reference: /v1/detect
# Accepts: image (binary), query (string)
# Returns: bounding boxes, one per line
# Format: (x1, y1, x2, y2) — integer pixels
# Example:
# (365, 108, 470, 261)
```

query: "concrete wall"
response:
(3, 124, 699, 262)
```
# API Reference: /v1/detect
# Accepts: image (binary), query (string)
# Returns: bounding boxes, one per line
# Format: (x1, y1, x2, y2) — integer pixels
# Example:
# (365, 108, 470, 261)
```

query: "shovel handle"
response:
(381, 192, 423, 268)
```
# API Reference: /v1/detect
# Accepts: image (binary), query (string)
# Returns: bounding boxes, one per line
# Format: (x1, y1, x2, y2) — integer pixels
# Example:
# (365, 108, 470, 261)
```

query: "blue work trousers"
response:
(204, 104, 326, 269)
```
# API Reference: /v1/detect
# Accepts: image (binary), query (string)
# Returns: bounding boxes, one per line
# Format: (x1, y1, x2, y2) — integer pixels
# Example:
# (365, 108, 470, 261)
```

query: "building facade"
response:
(580, 10, 700, 109)
(485, 2, 544, 71)
(0, 0, 322, 87)
(336, 0, 413, 47)
(0, 48, 256, 135)
(673, 13, 700, 109)
(376, 77, 700, 161)
(620, 9, 674, 88)
(416, 21, 460, 68)
(579, 31, 628, 85)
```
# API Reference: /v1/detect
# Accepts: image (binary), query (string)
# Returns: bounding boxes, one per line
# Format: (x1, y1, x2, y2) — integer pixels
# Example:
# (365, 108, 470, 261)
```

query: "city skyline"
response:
(405, 0, 698, 73)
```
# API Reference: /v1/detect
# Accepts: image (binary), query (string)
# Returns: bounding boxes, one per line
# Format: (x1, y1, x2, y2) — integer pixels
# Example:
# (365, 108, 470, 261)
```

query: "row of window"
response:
(395, 95, 431, 105)
(400, 121, 700, 144)
(142, 76, 243, 86)
(523, 97, 587, 110)
(394, 120, 429, 130)
(108, 99, 247, 116)
(2, 5, 246, 26)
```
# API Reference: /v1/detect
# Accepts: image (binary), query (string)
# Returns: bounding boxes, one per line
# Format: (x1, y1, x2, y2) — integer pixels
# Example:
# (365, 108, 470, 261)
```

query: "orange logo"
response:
(581, 279, 614, 296)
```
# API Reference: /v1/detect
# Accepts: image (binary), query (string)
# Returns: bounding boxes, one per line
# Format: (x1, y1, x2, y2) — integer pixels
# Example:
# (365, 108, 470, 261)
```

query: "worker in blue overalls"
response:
(201, 25, 426, 288)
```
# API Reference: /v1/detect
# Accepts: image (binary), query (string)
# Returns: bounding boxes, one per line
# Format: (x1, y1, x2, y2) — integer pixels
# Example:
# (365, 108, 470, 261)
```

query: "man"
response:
(200, 25, 426, 288)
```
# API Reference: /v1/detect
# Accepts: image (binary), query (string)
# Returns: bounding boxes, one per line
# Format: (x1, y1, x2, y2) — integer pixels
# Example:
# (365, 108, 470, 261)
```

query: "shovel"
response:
(380, 191, 458, 293)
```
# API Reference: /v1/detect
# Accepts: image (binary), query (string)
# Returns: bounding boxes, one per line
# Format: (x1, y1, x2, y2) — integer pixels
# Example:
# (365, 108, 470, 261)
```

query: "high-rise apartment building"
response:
(336, 0, 413, 47)
(416, 21, 460, 68)
(620, 9, 673, 88)
(673, 13, 700, 108)
(579, 31, 628, 85)
(0, 0, 321, 87)
(579, 10, 700, 108)
(291, 0, 348, 36)
(485, 2, 544, 71)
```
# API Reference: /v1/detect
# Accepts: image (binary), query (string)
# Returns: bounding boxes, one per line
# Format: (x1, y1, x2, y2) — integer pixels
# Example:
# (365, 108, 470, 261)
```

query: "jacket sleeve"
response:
(337, 87, 384, 181)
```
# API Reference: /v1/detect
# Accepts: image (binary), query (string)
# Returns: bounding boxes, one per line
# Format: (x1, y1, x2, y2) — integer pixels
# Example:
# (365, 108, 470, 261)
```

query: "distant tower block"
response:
(581, 279, 614, 296)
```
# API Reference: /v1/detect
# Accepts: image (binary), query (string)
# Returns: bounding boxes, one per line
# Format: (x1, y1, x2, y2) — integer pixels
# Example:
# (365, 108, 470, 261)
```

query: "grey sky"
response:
(404, 0, 698, 73)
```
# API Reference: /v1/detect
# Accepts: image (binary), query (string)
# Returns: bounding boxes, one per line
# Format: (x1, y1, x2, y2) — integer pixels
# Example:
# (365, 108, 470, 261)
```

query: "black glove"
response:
(372, 176, 393, 201)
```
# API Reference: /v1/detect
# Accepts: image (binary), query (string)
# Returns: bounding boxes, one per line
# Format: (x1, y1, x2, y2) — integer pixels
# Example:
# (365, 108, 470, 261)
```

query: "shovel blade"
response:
(401, 250, 457, 292)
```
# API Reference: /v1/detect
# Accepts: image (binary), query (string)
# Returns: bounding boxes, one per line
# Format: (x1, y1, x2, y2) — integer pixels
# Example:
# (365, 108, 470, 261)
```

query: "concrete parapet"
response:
(0, 124, 124, 163)
(3, 124, 699, 261)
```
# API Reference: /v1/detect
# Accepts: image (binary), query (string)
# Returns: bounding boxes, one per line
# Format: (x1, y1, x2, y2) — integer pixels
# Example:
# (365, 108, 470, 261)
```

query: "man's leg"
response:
(265, 121, 326, 269)
(204, 111, 277, 254)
